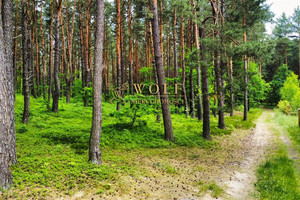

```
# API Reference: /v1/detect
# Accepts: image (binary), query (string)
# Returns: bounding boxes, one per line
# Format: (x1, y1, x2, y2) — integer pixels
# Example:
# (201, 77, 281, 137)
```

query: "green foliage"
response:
(278, 72, 300, 112)
(280, 72, 300, 103)
(273, 13, 293, 38)
(277, 100, 290, 114)
(248, 62, 271, 106)
(268, 65, 291, 104)
(71, 79, 84, 100)
(291, 90, 300, 112)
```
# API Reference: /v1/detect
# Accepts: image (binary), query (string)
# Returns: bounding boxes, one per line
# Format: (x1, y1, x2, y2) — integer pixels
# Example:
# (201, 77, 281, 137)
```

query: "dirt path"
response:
(212, 110, 274, 200)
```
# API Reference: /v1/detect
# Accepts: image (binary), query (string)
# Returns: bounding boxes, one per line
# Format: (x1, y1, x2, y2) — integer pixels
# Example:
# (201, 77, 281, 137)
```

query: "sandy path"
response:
(214, 110, 273, 200)
(225, 110, 272, 199)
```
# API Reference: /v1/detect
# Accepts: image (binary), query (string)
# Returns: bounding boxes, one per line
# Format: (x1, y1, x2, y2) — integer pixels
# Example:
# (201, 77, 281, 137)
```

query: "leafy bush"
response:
(280, 72, 300, 103)
(291, 90, 300, 112)
(278, 100, 290, 114)
(278, 72, 300, 112)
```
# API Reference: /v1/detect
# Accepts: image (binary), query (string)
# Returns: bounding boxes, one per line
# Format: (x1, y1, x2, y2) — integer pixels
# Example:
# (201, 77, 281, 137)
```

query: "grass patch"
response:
(197, 181, 224, 198)
(255, 113, 300, 200)
(273, 110, 300, 152)
(6, 95, 263, 198)
(255, 150, 300, 200)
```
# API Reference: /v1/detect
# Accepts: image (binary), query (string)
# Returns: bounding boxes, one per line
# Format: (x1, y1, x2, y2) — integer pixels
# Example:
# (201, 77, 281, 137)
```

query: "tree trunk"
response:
(180, 15, 189, 117)
(159, 0, 164, 65)
(191, 0, 203, 121)
(243, 12, 248, 121)
(149, 20, 161, 122)
(40, 1, 47, 100)
(128, 0, 133, 94)
(13, 0, 19, 94)
(211, 1, 226, 129)
(200, 26, 211, 140)
(48, 2, 54, 110)
(3, 0, 17, 165)
(173, 8, 179, 114)
(52, 0, 62, 113)
(0, 3, 13, 187)
(229, 54, 234, 117)
(150, 0, 174, 141)
(190, 67, 195, 118)
(22, 0, 30, 124)
(116, 0, 121, 111)
(90, 0, 105, 165)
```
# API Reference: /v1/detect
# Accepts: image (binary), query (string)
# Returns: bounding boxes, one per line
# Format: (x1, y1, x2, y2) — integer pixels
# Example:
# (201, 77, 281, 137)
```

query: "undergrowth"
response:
(3, 95, 262, 198)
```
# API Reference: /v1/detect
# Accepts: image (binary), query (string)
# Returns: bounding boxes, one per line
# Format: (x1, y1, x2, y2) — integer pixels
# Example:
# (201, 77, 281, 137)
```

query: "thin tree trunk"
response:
(29, 14, 35, 98)
(52, 0, 62, 113)
(167, 33, 170, 78)
(173, 8, 179, 114)
(116, 0, 121, 111)
(66, 2, 76, 103)
(48, 2, 54, 110)
(180, 15, 189, 117)
(40, 1, 47, 100)
(229, 53, 234, 117)
(190, 67, 195, 118)
(150, 0, 174, 141)
(90, 0, 105, 165)
(191, 0, 203, 121)
(13, 0, 19, 94)
(128, 0, 133, 94)
(243, 11, 248, 121)
(22, 0, 30, 124)
(159, 0, 164, 65)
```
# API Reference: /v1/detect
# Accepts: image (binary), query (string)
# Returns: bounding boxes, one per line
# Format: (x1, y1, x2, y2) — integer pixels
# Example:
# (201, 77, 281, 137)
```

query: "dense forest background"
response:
(0, 0, 300, 198)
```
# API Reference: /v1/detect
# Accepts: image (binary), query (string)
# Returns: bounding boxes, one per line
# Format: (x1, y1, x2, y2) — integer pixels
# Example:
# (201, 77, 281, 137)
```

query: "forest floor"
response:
(1, 97, 300, 200)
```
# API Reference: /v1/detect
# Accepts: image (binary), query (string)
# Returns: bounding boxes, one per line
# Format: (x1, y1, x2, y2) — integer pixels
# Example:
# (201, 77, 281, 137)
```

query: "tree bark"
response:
(243, 11, 248, 121)
(211, 0, 226, 129)
(229, 53, 234, 117)
(40, 1, 47, 100)
(48, 2, 54, 110)
(90, 0, 105, 165)
(180, 15, 189, 118)
(149, 20, 162, 122)
(0, 4, 13, 186)
(3, 0, 17, 165)
(200, 26, 211, 140)
(173, 8, 179, 114)
(128, 0, 133, 94)
(13, 0, 19, 94)
(150, 0, 174, 141)
(191, 0, 203, 121)
(52, 0, 62, 113)
(116, 0, 121, 111)
(22, 0, 30, 124)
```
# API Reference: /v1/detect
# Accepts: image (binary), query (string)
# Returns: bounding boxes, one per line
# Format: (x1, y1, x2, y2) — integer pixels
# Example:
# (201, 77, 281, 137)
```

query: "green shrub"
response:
(278, 100, 290, 114)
